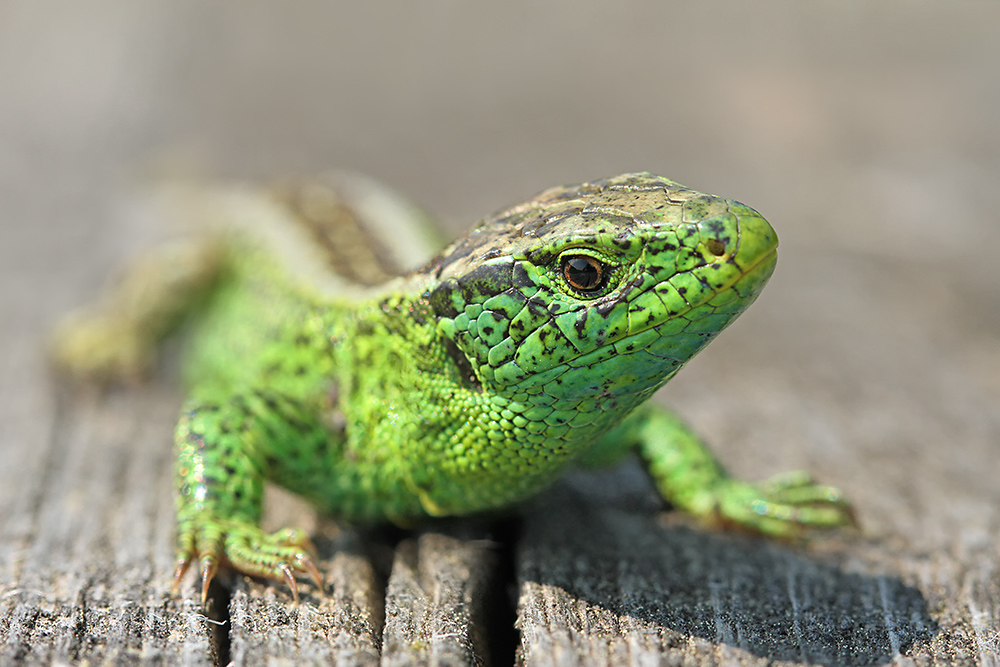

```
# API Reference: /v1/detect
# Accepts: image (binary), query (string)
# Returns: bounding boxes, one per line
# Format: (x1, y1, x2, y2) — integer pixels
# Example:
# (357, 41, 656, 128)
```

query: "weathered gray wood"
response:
(0, 349, 218, 665)
(381, 532, 501, 667)
(517, 467, 939, 667)
(222, 525, 504, 666)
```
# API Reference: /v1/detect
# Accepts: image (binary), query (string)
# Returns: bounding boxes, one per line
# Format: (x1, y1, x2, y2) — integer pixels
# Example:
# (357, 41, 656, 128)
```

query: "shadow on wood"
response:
(517, 467, 937, 667)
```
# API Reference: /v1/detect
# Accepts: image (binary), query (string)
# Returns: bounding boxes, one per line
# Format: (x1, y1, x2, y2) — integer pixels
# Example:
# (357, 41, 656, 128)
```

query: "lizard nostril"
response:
(705, 239, 727, 257)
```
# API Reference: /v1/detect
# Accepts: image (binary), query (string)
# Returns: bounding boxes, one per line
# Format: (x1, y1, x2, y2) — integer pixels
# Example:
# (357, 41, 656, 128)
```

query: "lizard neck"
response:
(332, 292, 632, 518)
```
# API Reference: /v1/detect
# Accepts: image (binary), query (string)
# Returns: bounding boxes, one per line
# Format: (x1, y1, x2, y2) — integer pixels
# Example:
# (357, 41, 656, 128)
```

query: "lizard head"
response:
(424, 173, 777, 406)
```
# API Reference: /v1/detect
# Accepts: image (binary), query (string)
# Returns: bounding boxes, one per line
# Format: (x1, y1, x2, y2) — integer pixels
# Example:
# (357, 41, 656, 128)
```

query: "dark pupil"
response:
(562, 256, 604, 292)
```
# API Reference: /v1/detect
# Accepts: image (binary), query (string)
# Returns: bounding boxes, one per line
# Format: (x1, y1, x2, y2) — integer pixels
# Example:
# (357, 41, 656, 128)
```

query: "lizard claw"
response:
(199, 556, 219, 608)
(279, 563, 299, 605)
(172, 554, 192, 594)
(295, 552, 325, 592)
(175, 517, 324, 606)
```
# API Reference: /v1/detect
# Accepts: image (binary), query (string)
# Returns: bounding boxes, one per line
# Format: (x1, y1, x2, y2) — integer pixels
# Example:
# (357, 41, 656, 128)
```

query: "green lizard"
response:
(53, 172, 854, 604)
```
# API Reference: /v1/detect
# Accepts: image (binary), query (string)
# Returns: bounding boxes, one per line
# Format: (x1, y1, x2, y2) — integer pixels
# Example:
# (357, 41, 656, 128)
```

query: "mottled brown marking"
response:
(276, 182, 404, 286)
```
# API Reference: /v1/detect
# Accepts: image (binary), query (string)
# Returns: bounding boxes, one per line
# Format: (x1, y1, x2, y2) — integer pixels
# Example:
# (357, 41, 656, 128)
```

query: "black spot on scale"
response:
(613, 230, 635, 250)
(595, 299, 619, 317)
(524, 248, 557, 266)
(512, 262, 534, 289)
(427, 279, 461, 319)
(457, 259, 515, 303)
(618, 281, 638, 301)
(574, 309, 589, 337)
(482, 310, 505, 325)
(705, 219, 727, 234)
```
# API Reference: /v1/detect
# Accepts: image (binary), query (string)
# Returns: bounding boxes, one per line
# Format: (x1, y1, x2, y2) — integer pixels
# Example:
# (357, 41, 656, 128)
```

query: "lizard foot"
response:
(711, 469, 856, 538)
(50, 313, 154, 384)
(173, 520, 323, 606)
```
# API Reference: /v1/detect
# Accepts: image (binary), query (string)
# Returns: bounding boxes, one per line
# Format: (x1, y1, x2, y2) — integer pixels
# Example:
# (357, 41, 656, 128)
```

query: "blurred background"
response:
(5, 2, 998, 288)
(2, 0, 998, 572)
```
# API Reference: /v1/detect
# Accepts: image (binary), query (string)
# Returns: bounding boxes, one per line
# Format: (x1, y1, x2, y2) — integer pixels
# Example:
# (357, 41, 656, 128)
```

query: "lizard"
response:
(52, 172, 854, 605)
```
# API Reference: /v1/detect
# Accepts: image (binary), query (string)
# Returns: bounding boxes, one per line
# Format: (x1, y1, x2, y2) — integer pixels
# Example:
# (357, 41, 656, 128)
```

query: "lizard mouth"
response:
(613, 244, 778, 344)
(742, 245, 778, 273)
(740, 244, 778, 276)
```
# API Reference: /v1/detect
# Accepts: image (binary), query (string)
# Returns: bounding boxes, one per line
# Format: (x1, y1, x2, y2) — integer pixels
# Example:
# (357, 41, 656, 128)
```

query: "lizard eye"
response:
(561, 255, 606, 294)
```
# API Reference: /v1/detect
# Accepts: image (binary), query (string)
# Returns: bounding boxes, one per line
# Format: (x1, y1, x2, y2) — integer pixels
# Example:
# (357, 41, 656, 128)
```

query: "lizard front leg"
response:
(591, 406, 855, 536)
(173, 391, 329, 605)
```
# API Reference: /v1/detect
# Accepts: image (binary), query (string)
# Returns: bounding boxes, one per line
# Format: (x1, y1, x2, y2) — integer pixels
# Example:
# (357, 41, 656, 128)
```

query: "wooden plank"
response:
(224, 525, 507, 666)
(516, 467, 937, 667)
(380, 531, 502, 667)
(0, 343, 220, 665)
